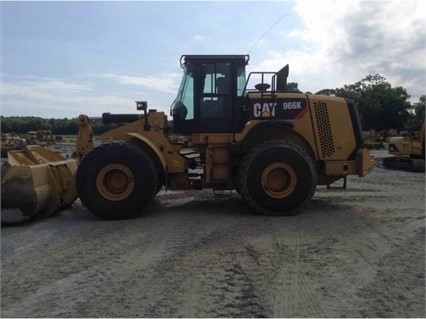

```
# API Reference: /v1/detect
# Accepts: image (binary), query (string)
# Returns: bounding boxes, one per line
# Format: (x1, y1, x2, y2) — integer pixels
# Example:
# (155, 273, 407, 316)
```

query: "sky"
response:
(0, 0, 425, 119)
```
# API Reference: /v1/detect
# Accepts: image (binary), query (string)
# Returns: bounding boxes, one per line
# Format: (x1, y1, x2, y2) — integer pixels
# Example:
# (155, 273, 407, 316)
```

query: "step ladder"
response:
(210, 146, 233, 195)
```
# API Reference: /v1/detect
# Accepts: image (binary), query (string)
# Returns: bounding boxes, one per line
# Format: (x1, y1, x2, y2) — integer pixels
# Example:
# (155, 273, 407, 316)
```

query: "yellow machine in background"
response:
(383, 120, 425, 172)
(1, 55, 374, 222)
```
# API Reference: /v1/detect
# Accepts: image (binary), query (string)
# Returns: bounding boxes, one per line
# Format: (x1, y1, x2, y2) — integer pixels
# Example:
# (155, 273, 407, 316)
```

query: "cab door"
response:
(197, 62, 233, 133)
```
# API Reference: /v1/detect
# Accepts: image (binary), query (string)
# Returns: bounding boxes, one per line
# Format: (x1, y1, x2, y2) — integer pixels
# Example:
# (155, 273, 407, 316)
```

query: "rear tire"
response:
(239, 140, 316, 215)
(76, 141, 158, 219)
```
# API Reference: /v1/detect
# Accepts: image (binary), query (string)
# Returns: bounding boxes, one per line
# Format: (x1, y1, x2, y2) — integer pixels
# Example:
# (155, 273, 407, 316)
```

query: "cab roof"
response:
(180, 55, 250, 69)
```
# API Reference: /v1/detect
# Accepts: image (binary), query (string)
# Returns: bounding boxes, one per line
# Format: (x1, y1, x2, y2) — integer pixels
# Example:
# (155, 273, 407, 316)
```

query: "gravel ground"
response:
(1, 150, 425, 318)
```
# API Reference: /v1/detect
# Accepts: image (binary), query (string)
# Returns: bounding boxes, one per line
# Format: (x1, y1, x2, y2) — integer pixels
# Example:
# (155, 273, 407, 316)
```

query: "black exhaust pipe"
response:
(102, 113, 140, 125)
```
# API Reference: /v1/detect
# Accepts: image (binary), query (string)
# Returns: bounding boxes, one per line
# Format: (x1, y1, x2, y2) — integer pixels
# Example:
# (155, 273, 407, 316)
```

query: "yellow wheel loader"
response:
(383, 120, 425, 172)
(1, 55, 374, 221)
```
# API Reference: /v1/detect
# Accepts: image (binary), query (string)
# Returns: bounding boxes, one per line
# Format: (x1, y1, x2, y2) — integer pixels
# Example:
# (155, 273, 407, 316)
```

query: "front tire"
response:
(239, 140, 316, 215)
(76, 141, 158, 219)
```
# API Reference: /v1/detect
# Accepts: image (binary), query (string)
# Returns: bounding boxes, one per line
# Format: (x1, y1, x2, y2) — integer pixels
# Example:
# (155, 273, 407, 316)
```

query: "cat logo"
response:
(253, 102, 276, 118)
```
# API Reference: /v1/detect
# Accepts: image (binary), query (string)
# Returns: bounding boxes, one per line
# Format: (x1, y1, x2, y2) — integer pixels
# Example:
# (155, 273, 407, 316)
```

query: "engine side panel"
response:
(307, 94, 358, 161)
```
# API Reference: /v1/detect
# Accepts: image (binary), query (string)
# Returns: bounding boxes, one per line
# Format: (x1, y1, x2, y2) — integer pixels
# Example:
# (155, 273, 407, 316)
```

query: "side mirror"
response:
(136, 101, 147, 111)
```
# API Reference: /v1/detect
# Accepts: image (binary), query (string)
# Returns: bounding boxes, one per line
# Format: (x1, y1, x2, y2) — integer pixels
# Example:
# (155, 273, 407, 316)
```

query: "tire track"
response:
(268, 223, 323, 318)
(2, 167, 424, 318)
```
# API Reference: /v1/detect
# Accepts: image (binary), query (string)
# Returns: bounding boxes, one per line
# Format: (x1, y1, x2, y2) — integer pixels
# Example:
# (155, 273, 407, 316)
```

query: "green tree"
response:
(318, 74, 412, 131)
(403, 95, 425, 131)
(412, 95, 425, 129)
(287, 82, 300, 92)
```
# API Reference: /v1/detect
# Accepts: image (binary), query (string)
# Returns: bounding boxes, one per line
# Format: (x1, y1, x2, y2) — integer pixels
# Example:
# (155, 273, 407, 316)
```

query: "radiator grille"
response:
(314, 101, 335, 158)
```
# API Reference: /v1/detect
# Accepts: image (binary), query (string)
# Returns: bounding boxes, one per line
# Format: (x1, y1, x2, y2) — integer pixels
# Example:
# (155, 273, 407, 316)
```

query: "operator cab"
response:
(171, 54, 290, 135)
(171, 55, 249, 134)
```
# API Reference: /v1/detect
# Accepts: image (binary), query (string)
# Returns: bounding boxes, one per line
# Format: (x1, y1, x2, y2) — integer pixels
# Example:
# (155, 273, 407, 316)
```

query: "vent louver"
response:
(314, 101, 335, 158)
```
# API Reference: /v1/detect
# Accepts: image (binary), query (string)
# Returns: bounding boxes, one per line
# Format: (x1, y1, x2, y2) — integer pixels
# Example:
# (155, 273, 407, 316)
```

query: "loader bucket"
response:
(1, 145, 78, 222)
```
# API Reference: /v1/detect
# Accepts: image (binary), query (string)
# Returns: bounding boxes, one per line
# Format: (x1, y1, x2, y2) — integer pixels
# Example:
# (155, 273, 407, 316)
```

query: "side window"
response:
(237, 66, 246, 96)
(202, 64, 230, 94)
(203, 73, 214, 94)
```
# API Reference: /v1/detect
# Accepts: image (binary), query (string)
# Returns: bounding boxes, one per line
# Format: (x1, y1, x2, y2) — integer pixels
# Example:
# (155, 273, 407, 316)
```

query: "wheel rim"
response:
(96, 164, 135, 201)
(261, 163, 297, 199)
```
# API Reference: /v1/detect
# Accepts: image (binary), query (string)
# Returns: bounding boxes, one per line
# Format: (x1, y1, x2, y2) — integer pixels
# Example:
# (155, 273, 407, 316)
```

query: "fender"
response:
(126, 133, 167, 170)
(235, 120, 294, 142)
(232, 120, 314, 160)
(234, 120, 294, 147)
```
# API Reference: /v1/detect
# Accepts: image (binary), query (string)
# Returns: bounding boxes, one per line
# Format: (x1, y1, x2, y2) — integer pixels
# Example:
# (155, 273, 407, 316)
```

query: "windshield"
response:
(172, 68, 194, 120)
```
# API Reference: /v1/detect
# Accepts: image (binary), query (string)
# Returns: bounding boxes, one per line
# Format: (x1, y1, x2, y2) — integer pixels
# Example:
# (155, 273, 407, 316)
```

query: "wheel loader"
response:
(383, 119, 425, 172)
(1, 54, 374, 221)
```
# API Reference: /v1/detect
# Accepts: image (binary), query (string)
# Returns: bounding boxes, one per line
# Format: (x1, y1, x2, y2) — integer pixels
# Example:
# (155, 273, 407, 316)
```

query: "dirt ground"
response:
(1, 150, 425, 318)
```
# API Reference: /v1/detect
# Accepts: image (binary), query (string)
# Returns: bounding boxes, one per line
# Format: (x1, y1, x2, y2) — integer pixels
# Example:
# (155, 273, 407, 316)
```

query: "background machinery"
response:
(383, 120, 425, 172)
(1, 54, 374, 221)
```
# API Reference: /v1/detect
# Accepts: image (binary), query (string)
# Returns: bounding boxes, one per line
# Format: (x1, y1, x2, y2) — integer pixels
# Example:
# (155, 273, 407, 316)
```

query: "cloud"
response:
(90, 72, 182, 94)
(0, 72, 182, 117)
(191, 34, 206, 43)
(1, 76, 92, 101)
(0, 75, 136, 117)
(253, 0, 425, 100)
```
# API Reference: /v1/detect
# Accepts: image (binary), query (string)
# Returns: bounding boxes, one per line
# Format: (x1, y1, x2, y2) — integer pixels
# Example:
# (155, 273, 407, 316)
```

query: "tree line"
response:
(1, 74, 425, 135)
(0, 116, 112, 136)
(313, 74, 424, 132)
